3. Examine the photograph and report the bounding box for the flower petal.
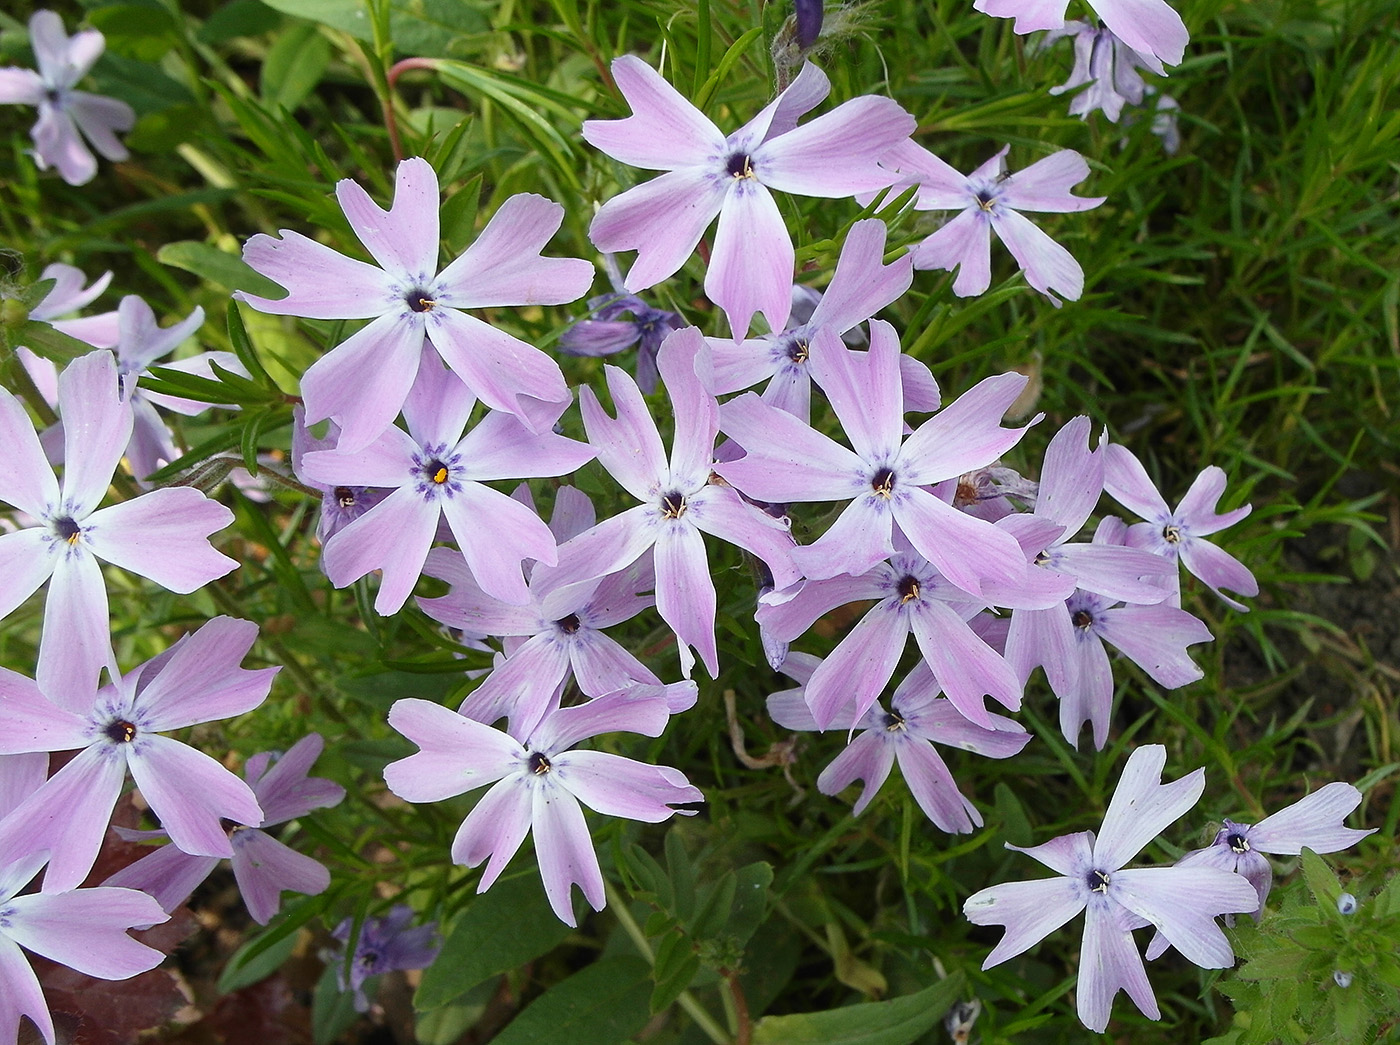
[715,392,863,501]
[336,157,440,280]
[532,786,604,926]
[807,322,903,463]
[909,209,992,297]
[654,522,718,677]
[83,488,237,593]
[300,311,425,453]
[135,617,277,732]
[590,168,727,292]
[555,750,700,821]
[0,529,56,625]
[998,150,1104,213]
[963,875,1086,968]
[129,734,262,857]
[990,207,1086,304]
[442,482,559,606]
[817,731,895,814]
[581,56,725,170]
[1248,782,1376,855]
[1093,745,1203,870]
[707,180,793,338]
[231,829,332,924]
[321,485,439,615]
[0,388,59,517]
[805,601,907,730]
[1112,866,1258,967]
[437,193,594,307]
[1077,901,1158,1032]
[58,350,131,516]
[35,549,113,705]
[809,219,914,335]
[452,775,533,891]
[0,935,51,1045]
[426,308,569,431]
[4,886,166,978]
[385,698,520,802]
[1089,0,1188,65]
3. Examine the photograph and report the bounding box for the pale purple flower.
[544,327,800,678]
[559,291,686,394]
[330,904,441,1012]
[0,616,273,892]
[882,142,1105,305]
[290,406,389,545]
[583,57,914,338]
[0,350,238,699]
[963,745,1259,1032]
[1041,21,1161,121]
[238,157,593,450]
[300,357,595,613]
[384,686,702,926]
[707,218,935,423]
[973,0,1189,68]
[17,264,121,386]
[769,656,1031,831]
[716,319,1036,596]
[1167,782,1375,915]
[0,11,135,185]
[104,733,346,925]
[1102,442,1258,610]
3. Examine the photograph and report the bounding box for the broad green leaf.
[311,962,360,1045]
[259,0,491,58]
[488,956,652,1045]
[8,320,94,363]
[157,242,284,296]
[216,928,300,994]
[752,973,965,1045]
[415,873,572,1011]
[1300,848,1342,908]
[261,21,332,111]
[725,861,773,948]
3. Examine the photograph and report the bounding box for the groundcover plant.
[0,0,1396,1042]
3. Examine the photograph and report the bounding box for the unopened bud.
[0,298,28,328]
[1337,892,1358,915]
[1333,970,1353,988]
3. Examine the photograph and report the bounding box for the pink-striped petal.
[336,157,440,280]
[452,775,533,889]
[231,829,331,924]
[437,193,593,307]
[35,550,112,705]
[1076,901,1157,1032]
[238,232,391,319]
[532,785,604,926]
[427,308,569,430]
[555,750,699,821]
[58,351,130,516]
[83,488,236,593]
[964,875,1085,968]
[654,523,717,678]
[300,312,425,453]
[707,180,792,339]
[321,485,440,614]
[3,886,166,978]
[0,389,59,517]
[441,482,558,606]
[909,209,992,297]
[590,168,727,292]
[581,56,725,170]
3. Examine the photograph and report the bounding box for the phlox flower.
[583,57,915,338]
[385,686,703,926]
[716,319,1036,595]
[0,11,134,185]
[329,904,441,1012]
[963,745,1259,1032]
[290,406,389,545]
[882,142,1105,304]
[768,656,1031,831]
[0,616,274,892]
[300,356,595,613]
[17,264,121,386]
[973,0,1189,68]
[1102,441,1259,610]
[104,733,345,925]
[1041,21,1162,121]
[544,326,801,678]
[239,156,593,450]
[0,350,237,698]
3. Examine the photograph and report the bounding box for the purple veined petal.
[767,682,822,732]
[707,179,793,339]
[1062,622,1114,750]
[998,150,1105,213]
[532,785,604,927]
[807,219,913,335]
[755,571,887,643]
[65,91,134,160]
[875,140,969,210]
[539,507,658,596]
[4,885,167,980]
[16,349,60,408]
[112,295,204,376]
[554,750,700,821]
[251,735,345,825]
[0,389,60,517]
[1036,416,1102,532]
[687,484,799,589]
[714,392,864,501]
[751,60,830,143]
[453,412,595,483]
[547,486,597,545]
[808,323,903,463]
[1248,782,1375,855]
[817,731,895,814]
[300,425,421,489]
[892,486,1027,597]
[418,549,540,636]
[909,209,993,297]
[401,349,476,450]
[385,698,521,802]
[0,753,49,820]
[1052,543,1174,604]
[1007,828,1096,875]
[570,632,661,698]
[653,522,718,678]
[321,485,440,615]
[708,335,781,396]
[0,67,44,105]
[566,549,652,626]
[558,317,640,358]
[805,601,908,730]
[238,231,392,320]
[0,934,51,1045]
[972,0,1072,33]
[761,361,814,421]
[531,684,677,752]
[451,775,533,893]
[898,354,941,416]
[756,96,915,198]
[895,739,982,832]
[29,12,100,86]
[1006,604,1079,693]
[231,828,331,924]
[1175,466,1252,535]
[134,617,278,732]
[590,168,728,293]
[0,743,127,893]
[35,549,113,706]
[125,397,178,483]
[335,157,440,281]
[1177,537,1259,610]
[1076,901,1158,1032]
[581,56,726,170]
[989,207,1086,305]
[459,633,570,740]
[1095,603,1210,687]
[53,314,121,352]
[909,600,1022,727]
[82,487,237,593]
[1112,866,1258,967]
[1088,0,1188,65]
[57,351,131,516]
[900,696,1030,758]
[426,308,569,432]
[103,841,218,917]
[898,371,1034,485]
[300,313,425,453]
[657,328,719,486]
[1093,745,1203,870]
[442,482,559,606]
[32,104,97,186]
[963,875,1086,968]
[437,193,594,308]
[0,529,56,625]
[1101,442,1169,521]
[579,367,667,503]
[129,734,261,857]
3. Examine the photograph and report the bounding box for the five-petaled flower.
[973,0,1189,68]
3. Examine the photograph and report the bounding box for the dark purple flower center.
[661,491,688,519]
[785,337,810,364]
[405,290,436,313]
[422,459,451,485]
[105,719,138,743]
[1071,609,1094,629]
[871,467,896,498]
[726,152,755,179]
[1227,832,1251,853]
[556,613,581,635]
[974,188,997,211]
[335,486,357,508]
[896,575,920,603]
[1162,523,1182,544]
[882,709,906,732]
[1086,868,1111,893]
[53,516,82,544]
[528,751,553,775]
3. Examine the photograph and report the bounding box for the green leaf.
[311,962,361,1045]
[415,873,572,1011]
[650,930,700,1013]
[488,956,652,1045]
[8,320,94,363]
[261,21,332,111]
[665,827,696,922]
[752,972,965,1045]
[725,861,772,948]
[217,928,300,994]
[1300,848,1342,908]
[258,0,491,58]
[160,242,287,296]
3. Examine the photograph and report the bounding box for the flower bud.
[1337,892,1358,915]
[1333,970,1353,988]
[0,298,29,328]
